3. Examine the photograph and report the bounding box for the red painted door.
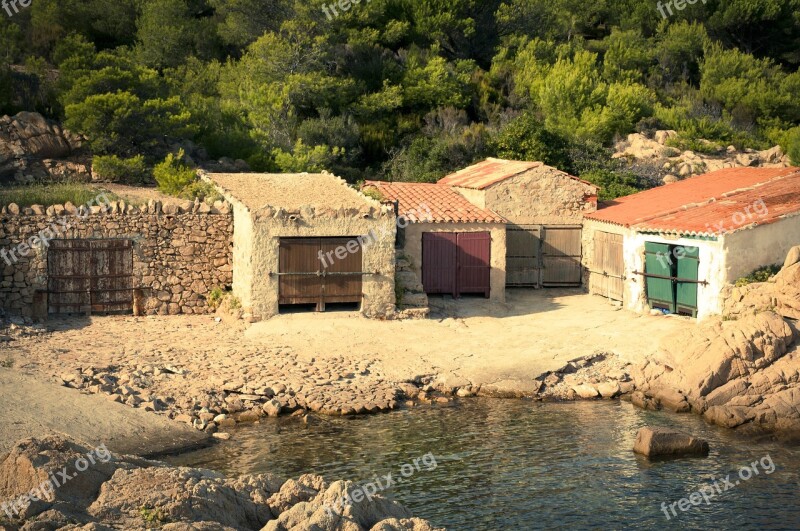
[422,232,491,298]
[422,233,457,295]
[457,232,491,297]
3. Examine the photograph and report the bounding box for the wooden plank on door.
[457,232,491,297]
[422,233,458,295]
[279,238,322,305]
[541,226,583,287]
[506,225,541,287]
[321,237,363,304]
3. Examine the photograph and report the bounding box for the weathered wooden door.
[422,232,491,297]
[643,242,701,317]
[421,233,458,295]
[589,231,624,301]
[48,239,133,314]
[456,232,491,297]
[278,238,363,311]
[506,225,541,287]
[541,226,583,287]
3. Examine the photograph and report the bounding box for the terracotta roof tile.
[586,167,800,236]
[362,181,506,224]
[438,157,594,190]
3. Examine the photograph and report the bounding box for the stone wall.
[0,200,232,318]
[479,167,597,225]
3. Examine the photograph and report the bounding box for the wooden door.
[506,225,541,287]
[541,226,583,286]
[589,231,624,301]
[48,239,133,314]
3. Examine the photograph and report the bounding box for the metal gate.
[506,225,541,287]
[541,226,583,287]
[278,238,363,311]
[422,232,491,298]
[48,239,134,314]
[589,231,624,300]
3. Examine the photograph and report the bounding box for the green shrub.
[207,286,225,310]
[734,264,782,287]
[154,149,197,196]
[92,155,151,184]
[0,183,117,208]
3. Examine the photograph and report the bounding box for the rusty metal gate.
[278,238,363,311]
[540,226,583,287]
[506,225,541,287]
[422,232,491,298]
[589,231,624,301]
[48,239,134,314]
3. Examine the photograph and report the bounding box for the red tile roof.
[438,157,594,190]
[586,167,800,236]
[362,181,506,224]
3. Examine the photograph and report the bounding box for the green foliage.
[92,155,151,184]
[139,505,169,526]
[735,264,782,287]
[0,183,118,208]
[580,170,641,201]
[154,149,197,196]
[207,286,225,310]
[5,0,800,186]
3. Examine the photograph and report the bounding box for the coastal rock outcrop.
[0,436,441,531]
[0,112,90,184]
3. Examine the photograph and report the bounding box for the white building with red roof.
[583,167,800,319]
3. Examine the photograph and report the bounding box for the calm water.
[167,400,800,530]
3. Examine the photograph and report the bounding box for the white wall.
[624,232,726,320]
[722,215,800,282]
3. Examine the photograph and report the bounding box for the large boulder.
[633,427,709,458]
[88,467,279,529]
[632,311,800,433]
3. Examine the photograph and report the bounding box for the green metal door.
[676,246,699,317]
[644,242,674,312]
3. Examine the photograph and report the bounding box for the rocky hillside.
[614,131,791,185]
[0,112,90,185]
[0,436,441,531]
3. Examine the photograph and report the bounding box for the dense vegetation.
[2,0,800,194]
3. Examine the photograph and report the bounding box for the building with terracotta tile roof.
[439,158,598,288]
[362,181,507,302]
[583,167,800,320]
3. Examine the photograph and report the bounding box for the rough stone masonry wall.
[0,201,232,318]
[483,167,598,225]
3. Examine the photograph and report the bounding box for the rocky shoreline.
[0,436,442,531]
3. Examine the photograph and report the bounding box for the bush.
[92,155,151,184]
[0,183,117,208]
[734,264,782,287]
[154,149,197,196]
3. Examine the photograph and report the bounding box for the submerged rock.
[633,427,709,458]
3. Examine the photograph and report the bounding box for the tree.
[136,0,199,69]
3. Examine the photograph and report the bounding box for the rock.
[262,398,283,417]
[571,384,599,399]
[237,410,261,423]
[784,246,800,269]
[662,174,679,184]
[597,382,621,399]
[654,130,677,145]
[370,518,446,531]
[633,427,709,458]
[652,388,690,413]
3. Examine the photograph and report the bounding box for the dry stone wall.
[0,199,232,318]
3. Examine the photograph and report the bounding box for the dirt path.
[0,370,209,456]
[0,290,691,443]
[247,289,689,393]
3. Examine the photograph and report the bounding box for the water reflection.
[167,400,800,530]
